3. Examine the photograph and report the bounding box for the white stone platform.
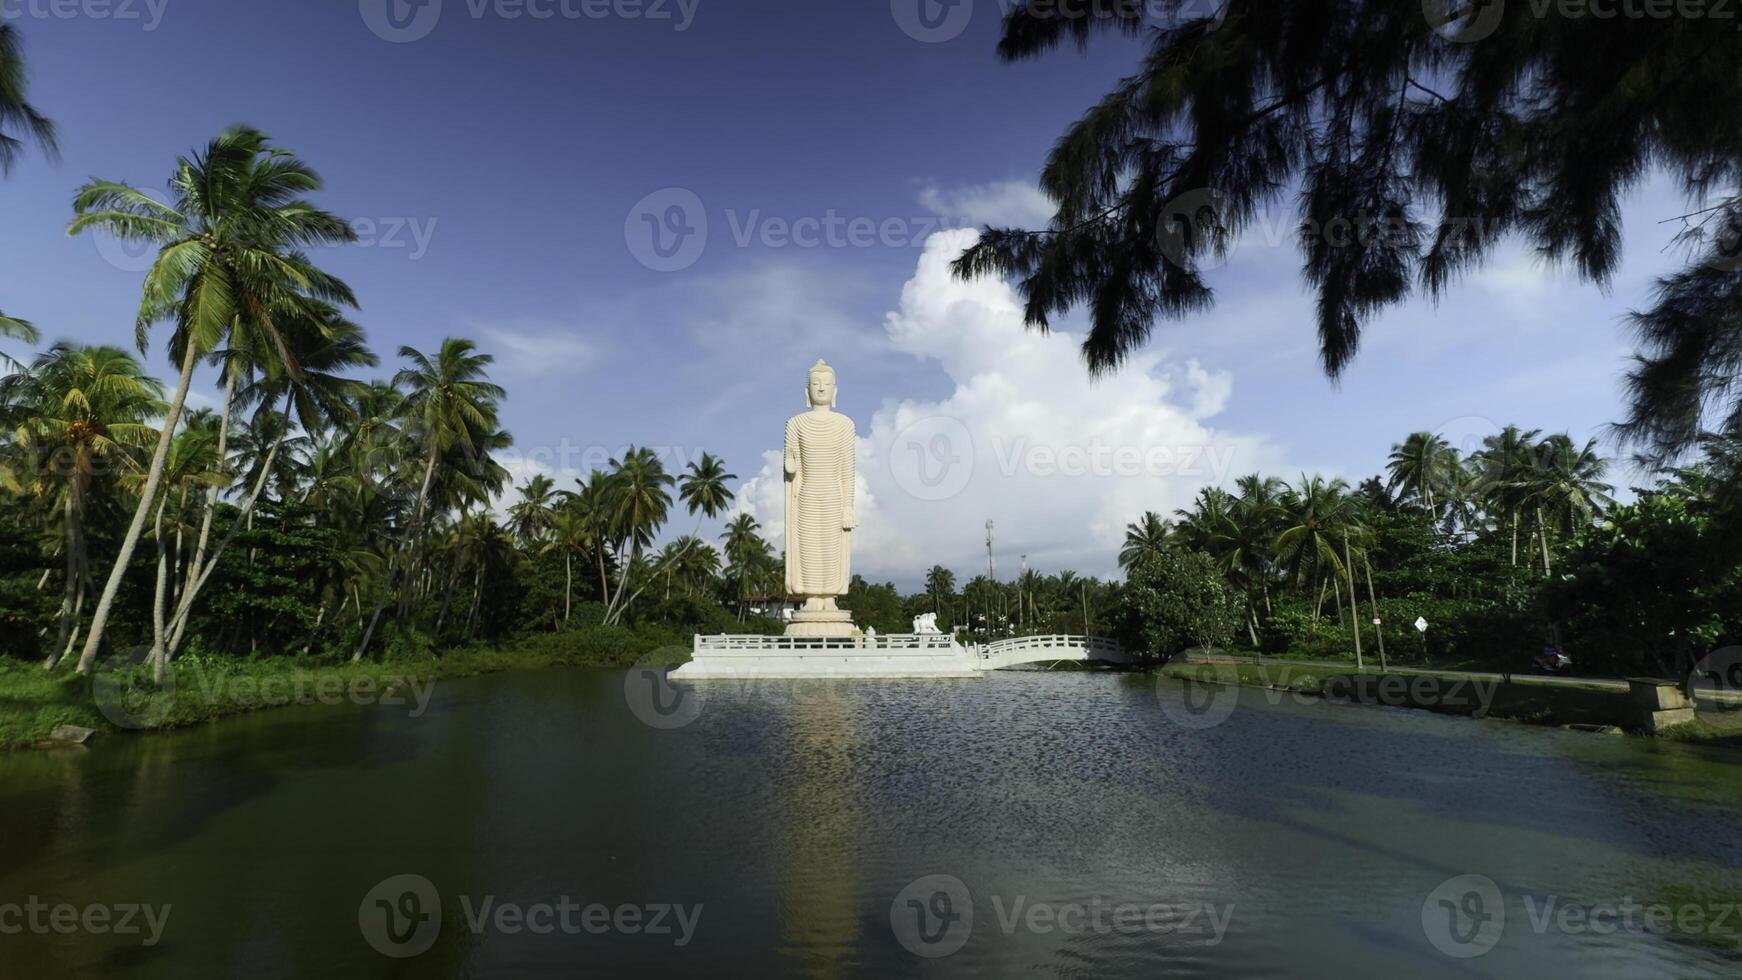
[668,633,1130,680]
[669,633,982,679]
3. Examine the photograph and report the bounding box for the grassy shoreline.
[0,639,693,752]
[1160,660,1742,748]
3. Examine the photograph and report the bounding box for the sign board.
[1414,617,1429,633]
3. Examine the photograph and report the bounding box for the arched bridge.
[975,635,1130,670]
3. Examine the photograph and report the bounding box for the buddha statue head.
[806,359,837,409]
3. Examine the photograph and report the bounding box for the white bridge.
[976,634,1130,670]
[671,633,1127,680]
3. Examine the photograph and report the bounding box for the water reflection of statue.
[784,360,857,637]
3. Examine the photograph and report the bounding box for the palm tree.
[678,453,736,519]
[1118,511,1171,570]
[140,422,226,672]
[600,446,674,624]
[0,25,55,175]
[1471,425,1543,565]
[1524,434,1615,575]
[924,565,955,615]
[161,306,375,664]
[721,513,767,620]
[1275,475,1363,622]
[66,126,358,674]
[7,344,164,667]
[0,312,38,370]
[1386,432,1460,519]
[569,470,615,607]
[354,338,504,660]
[508,474,558,547]
[655,534,719,599]
[544,507,606,624]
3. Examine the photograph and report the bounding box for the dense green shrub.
[1113,549,1243,661]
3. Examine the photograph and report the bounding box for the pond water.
[2,667,1740,977]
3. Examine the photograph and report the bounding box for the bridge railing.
[978,635,1125,662]
[694,633,961,655]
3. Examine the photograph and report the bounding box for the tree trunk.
[1343,532,1362,671]
[50,490,77,663]
[164,402,289,658]
[180,369,237,614]
[150,496,171,680]
[1364,559,1386,670]
[564,551,573,625]
[1509,508,1519,566]
[354,449,439,662]
[75,340,201,674]
[1536,506,1552,576]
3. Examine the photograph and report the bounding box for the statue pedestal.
[784,597,855,638]
[785,610,855,638]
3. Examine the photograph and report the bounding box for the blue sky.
[0,0,1693,584]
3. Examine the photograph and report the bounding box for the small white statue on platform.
[913,612,941,635]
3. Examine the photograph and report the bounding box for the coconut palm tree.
[721,513,768,620]
[0,25,55,175]
[354,338,503,661]
[508,474,558,547]
[0,312,38,370]
[1275,475,1363,622]
[678,453,736,519]
[161,307,374,664]
[600,446,674,624]
[66,126,358,673]
[1524,434,1615,575]
[1118,511,1171,570]
[1385,432,1460,519]
[8,344,164,667]
[543,508,591,624]
[924,565,956,615]
[1470,425,1543,565]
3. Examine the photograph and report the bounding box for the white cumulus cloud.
[735,229,1290,584]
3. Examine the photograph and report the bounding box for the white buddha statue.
[784,359,857,637]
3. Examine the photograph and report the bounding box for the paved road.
[1178,652,1742,701]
